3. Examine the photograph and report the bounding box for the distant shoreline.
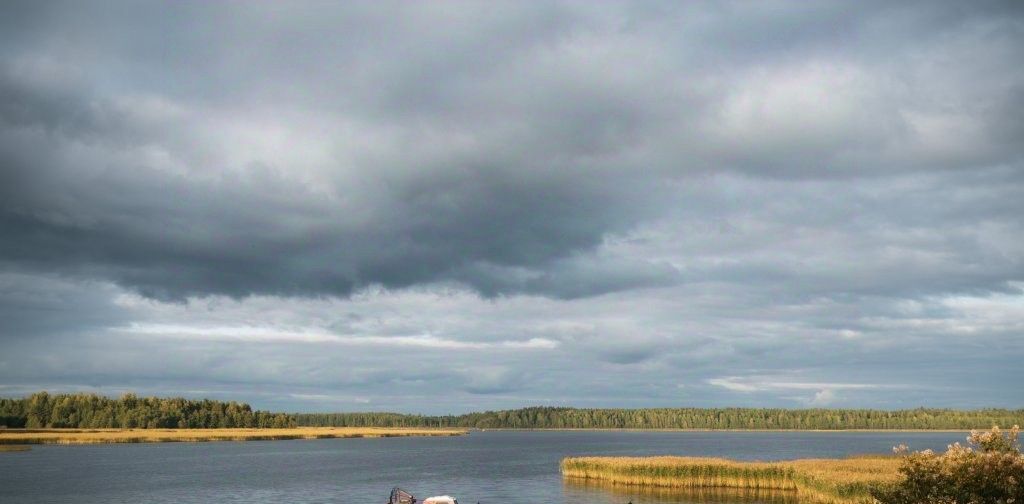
[0,427,467,446]
[0,427,974,446]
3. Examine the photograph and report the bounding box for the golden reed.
[564,475,803,504]
[560,455,901,504]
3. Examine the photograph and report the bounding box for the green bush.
[872,425,1024,504]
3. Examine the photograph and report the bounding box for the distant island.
[2,392,1021,431]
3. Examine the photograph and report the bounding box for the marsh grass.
[561,455,901,504]
[0,427,466,445]
[0,444,31,452]
[564,475,803,503]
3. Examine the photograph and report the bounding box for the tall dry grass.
[0,427,466,445]
[561,455,901,504]
[564,475,803,504]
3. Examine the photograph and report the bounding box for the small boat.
[388,488,416,504]
[387,487,459,504]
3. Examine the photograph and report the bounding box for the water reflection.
[562,477,801,504]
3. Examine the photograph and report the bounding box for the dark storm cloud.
[0,273,128,339]
[0,1,661,299]
[1,1,1021,300]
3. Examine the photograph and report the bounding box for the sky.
[0,1,1022,414]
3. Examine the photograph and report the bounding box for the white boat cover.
[423,497,457,504]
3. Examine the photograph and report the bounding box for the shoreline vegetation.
[561,455,901,504]
[561,426,1024,504]
[564,478,805,504]
[0,427,466,446]
[471,427,980,432]
[4,392,1021,431]
[297,407,1024,430]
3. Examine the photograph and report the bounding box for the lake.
[0,430,966,503]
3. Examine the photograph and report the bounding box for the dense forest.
[294,406,1024,430]
[0,392,294,428]
[2,393,1021,430]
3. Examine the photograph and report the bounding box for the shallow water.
[0,430,964,503]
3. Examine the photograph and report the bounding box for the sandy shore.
[0,427,467,445]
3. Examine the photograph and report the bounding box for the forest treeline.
[0,392,295,428]
[2,393,1021,430]
[294,406,1024,430]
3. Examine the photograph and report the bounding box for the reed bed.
[564,475,803,504]
[786,456,901,502]
[561,455,901,504]
[0,427,466,445]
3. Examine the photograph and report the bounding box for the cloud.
[809,389,837,407]
[2,272,1022,412]
[289,393,371,405]
[0,2,1022,412]
[460,366,528,395]
[2,2,1022,301]
[121,323,559,350]
[706,377,884,393]
[706,378,762,393]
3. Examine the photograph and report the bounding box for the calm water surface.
[0,430,965,504]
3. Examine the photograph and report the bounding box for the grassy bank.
[560,456,901,504]
[0,427,466,445]
[0,444,31,452]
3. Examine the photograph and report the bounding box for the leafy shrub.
[872,425,1024,504]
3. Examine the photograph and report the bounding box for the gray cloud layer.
[1,1,1022,411]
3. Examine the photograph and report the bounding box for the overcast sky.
[1,1,1022,413]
